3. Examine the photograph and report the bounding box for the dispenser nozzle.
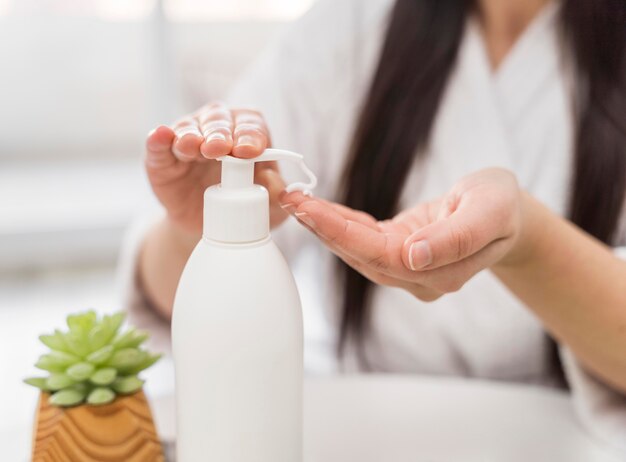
[217,149,317,194]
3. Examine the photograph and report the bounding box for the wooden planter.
[32,390,164,461]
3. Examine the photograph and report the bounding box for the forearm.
[493,193,626,392]
[137,218,200,319]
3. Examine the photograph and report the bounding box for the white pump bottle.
[172,149,317,462]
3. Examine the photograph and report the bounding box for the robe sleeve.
[560,246,626,454]
[115,209,173,354]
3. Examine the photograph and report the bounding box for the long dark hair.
[338,0,626,360]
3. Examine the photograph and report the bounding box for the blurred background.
[0,0,315,451]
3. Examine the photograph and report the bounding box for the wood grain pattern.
[32,391,164,462]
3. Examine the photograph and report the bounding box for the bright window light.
[93,0,155,21]
[0,0,315,21]
[0,0,155,19]
[165,0,315,21]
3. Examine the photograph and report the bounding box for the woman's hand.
[145,102,288,236]
[280,168,528,301]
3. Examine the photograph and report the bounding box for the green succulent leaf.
[71,382,90,394]
[111,327,135,348]
[87,387,115,405]
[50,388,86,407]
[27,310,160,406]
[90,367,117,386]
[24,377,50,390]
[35,351,79,372]
[50,350,80,365]
[103,312,125,336]
[107,348,145,373]
[63,331,91,358]
[66,362,95,381]
[39,330,70,352]
[111,375,144,395]
[127,353,162,375]
[113,328,149,350]
[87,325,108,352]
[67,310,97,334]
[46,373,76,391]
[86,345,114,365]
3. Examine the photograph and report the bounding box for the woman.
[127,0,626,450]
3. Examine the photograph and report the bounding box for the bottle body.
[172,236,303,462]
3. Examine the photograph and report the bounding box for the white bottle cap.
[203,149,317,243]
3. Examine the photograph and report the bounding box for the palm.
[281,168,522,301]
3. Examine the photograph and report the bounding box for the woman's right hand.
[145,102,288,237]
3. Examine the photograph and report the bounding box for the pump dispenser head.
[203,149,317,243]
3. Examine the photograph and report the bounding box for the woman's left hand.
[280,168,529,301]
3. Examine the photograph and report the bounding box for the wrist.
[495,191,547,269]
[163,217,202,255]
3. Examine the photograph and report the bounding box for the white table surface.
[6,376,623,461]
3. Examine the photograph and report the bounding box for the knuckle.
[450,223,474,261]
[234,123,265,136]
[175,125,201,137]
[204,101,228,110]
[366,233,390,270]
[198,108,232,124]
[326,232,342,247]
[174,117,196,129]
[196,101,228,113]
[327,219,350,248]
[366,254,389,271]
[234,108,263,122]
[201,120,232,136]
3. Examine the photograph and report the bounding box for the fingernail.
[408,240,432,270]
[236,134,262,149]
[294,212,316,229]
[280,202,296,214]
[206,132,227,143]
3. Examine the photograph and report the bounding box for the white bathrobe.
[118,0,626,453]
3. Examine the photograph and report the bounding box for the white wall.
[0,16,281,161]
[0,13,285,269]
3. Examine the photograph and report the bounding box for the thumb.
[401,206,503,271]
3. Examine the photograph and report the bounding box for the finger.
[231,109,269,159]
[334,247,408,288]
[279,190,314,213]
[436,194,457,221]
[323,200,380,231]
[280,191,379,231]
[417,238,510,294]
[293,198,408,275]
[255,162,283,199]
[172,118,204,162]
[390,199,442,232]
[377,218,415,235]
[401,201,511,272]
[197,103,234,159]
[256,167,286,203]
[316,228,442,300]
[145,125,176,169]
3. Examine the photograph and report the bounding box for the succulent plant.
[24,310,161,407]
